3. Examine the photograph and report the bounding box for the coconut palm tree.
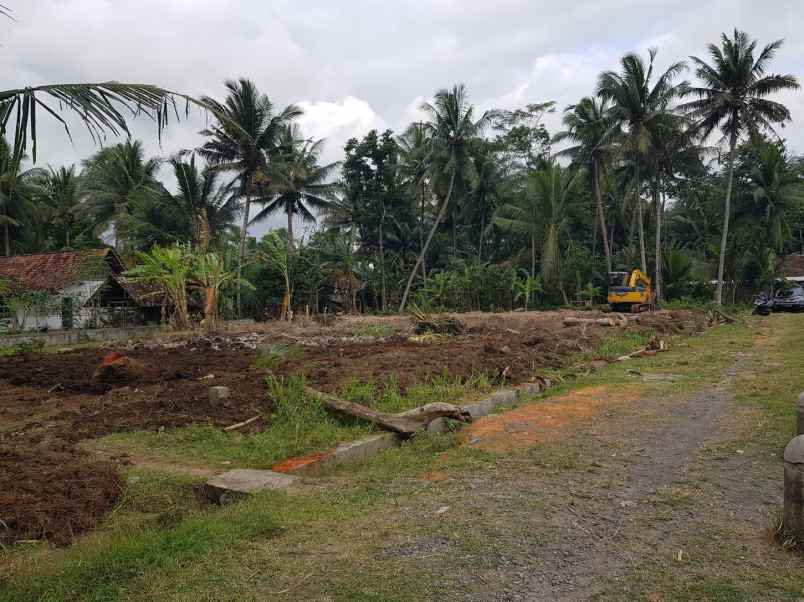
[467,140,506,261]
[250,125,339,256]
[749,142,804,254]
[398,122,432,281]
[169,155,238,251]
[41,165,83,248]
[399,84,490,311]
[493,163,580,286]
[597,49,688,273]
[198,78,302,314]
[81,140,163,249]
[555,96,617,273]
[681,30,800,304]
[0,138,45,256]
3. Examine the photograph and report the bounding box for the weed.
[355,323,397,338]
[0,339,45,357]
[251,342,301,372]
[0,493,282,602]
[593,329,653,359]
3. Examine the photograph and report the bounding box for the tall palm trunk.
[654,172,663,303]
[419,183,427,283]
[236,194,251,317]
[2,196,10,257]
[478,203,486,261]
[592,158,612,274]
[715,133,738,305]
[399,172,455,311]
[530,229,536,280]
[451,210,457,258]
[286,204,294,255]
[635,153,647,272]
[379,218,386,312]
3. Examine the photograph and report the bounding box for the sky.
[2,0,802,237]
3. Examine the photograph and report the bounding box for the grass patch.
[0,493,282,602]
[354,323,397,338]
[1,427,496,601]
[593,329,654,360]
[98,372,492,470]
[251,342,302,371]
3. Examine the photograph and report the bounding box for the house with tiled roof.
[0,248,164,330]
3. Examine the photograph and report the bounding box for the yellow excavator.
[607,269,656,313]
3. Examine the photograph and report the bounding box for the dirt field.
[0,309,697,546]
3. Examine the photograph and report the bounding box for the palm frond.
[0,83,198,165]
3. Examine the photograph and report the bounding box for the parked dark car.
[754,285,804,314]
[773,286,804,312]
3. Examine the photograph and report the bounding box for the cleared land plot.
[0,309,697,546]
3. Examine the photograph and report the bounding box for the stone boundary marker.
[202,380,549,503]
[784,435,804,539]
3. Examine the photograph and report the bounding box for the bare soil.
[0,309,696,546]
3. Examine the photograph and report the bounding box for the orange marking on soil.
[419,470,448,482]
[465,384,644,452]
[272,451,330,473]
[100,351,123,366]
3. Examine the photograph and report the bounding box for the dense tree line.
[1,29,801,318]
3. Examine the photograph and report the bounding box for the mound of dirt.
[92,352,158,391]
[0,445,122,546]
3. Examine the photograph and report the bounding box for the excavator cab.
[607,269,655,313]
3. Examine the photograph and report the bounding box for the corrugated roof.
[782,254,804,278]
[0,249,123,292]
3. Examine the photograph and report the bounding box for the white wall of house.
[12,280,107,331]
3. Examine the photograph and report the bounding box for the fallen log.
[305,388,472,436]
[304,387,421,435]
[396,402,472,425]
[564,317,616,327]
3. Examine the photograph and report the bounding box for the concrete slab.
[281,433,399,476]
[202,469,299,504]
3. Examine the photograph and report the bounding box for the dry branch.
[223,415,261,431]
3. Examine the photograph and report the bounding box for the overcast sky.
[2,0,802,236]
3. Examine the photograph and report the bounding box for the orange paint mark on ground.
[419,470,448,482]
[465,384,644,452]
[272,451,330,473]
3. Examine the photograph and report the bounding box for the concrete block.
[517,382,542,398]
[283,433,399,476]
[489,390,517,405]
[209,386,230,405]
[463,398,493,419]
[202,469,299,504]
[463,389,518,419]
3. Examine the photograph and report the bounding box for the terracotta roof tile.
[0,249,122,292]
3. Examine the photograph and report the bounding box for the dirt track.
[0,309,696,546]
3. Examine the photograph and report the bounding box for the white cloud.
[0,0,801,192]
[296,97,387,163]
